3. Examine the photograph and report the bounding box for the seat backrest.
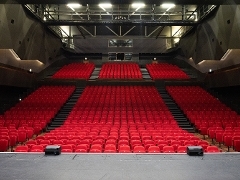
[15,145,29,152]
[118,145,131,153]
[133,146,145,153]
[177,146,187,153]
[0,139,9,151]
[148,146,160,153]
[206,146,220,153]
[162,146,175,153]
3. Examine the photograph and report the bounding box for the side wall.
[179,4,240,87]
[179,5,240,63]
[74,37,167,54]
[0,4,63,87]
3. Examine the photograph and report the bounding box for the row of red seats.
[146,63,190,80]
[98,63,142,79]
[66,86,173,125]
[166,86,240,126]
[14,124,220,153]
[205,127,240,151]
[166,86,240,151]
[52,63,95,79]
[0,86,75,151]
[0,127,36,151]
[14,143,220,153]
[10,85,223,153]
[13,125,221,153]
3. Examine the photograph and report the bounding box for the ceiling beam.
[106,26,119,37]
[122,26,135,37]
[44,20,198,26]
[76,26,86,39]
[156,26,165,39]
[64,36,181,39]
[79,26,95,37]
[10,0,230,5]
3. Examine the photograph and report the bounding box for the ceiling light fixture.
[99,3,112,8]
[161,3,175,8]
[99,3,112,15]
[132,3,145,8]
[131,3,145,15]
[67,3,81,11]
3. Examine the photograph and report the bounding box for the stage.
[0,153,240,180]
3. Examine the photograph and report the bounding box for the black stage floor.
[1,153,240,180]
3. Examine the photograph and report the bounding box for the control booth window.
[108,52,132,60]
[108,39,133,47]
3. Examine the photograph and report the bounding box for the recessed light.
[161,3,175,8]
[99,3,112,8]
[67,3,81,8]
[132,3,145,8]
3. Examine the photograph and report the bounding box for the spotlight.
[28,69,33,74]
[208,69,214,74]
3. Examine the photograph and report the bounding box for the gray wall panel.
[0,4,62,87]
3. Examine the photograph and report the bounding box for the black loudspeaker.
[45,145,61,155]
[187,146,204,156]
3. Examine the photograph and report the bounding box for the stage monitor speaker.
[45,145,61,155]
[187,146,204,156]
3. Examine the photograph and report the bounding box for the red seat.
[104,145,117,153]
[26,140,37,148]
[215,132,224,146]
[9,134,18,150]
[61,148,73,153]
[223,135,233,151]
[233,136,240,150]
[206,146,221,153]
[0,139,8,152]
[18,131,27,143]
[15,145,29,152]
[177,146,187,153]
[162,146,175,153]
[148,146,160,153]
[89,148,102,153]
[133,146,146,153]
[234,140,240,152]
[118,145,131,153]
[75,148,88,153]
[30,145,44,152]
[197,141,209,151]
[75,144,89,151]
[52,140,64,146]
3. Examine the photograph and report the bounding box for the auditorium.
[0,0,240,179]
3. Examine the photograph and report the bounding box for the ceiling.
[18,0,229,49]
[12,0,229,5]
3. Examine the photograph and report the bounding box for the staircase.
[140,68,151,80]
[156,85,195,133]
[89,67,101,80]
[47,86,85,131]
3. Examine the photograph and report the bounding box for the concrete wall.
[74,36,167,54]
[0,4,63,87]
[178,4,240,87]
[179,5,240,64]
